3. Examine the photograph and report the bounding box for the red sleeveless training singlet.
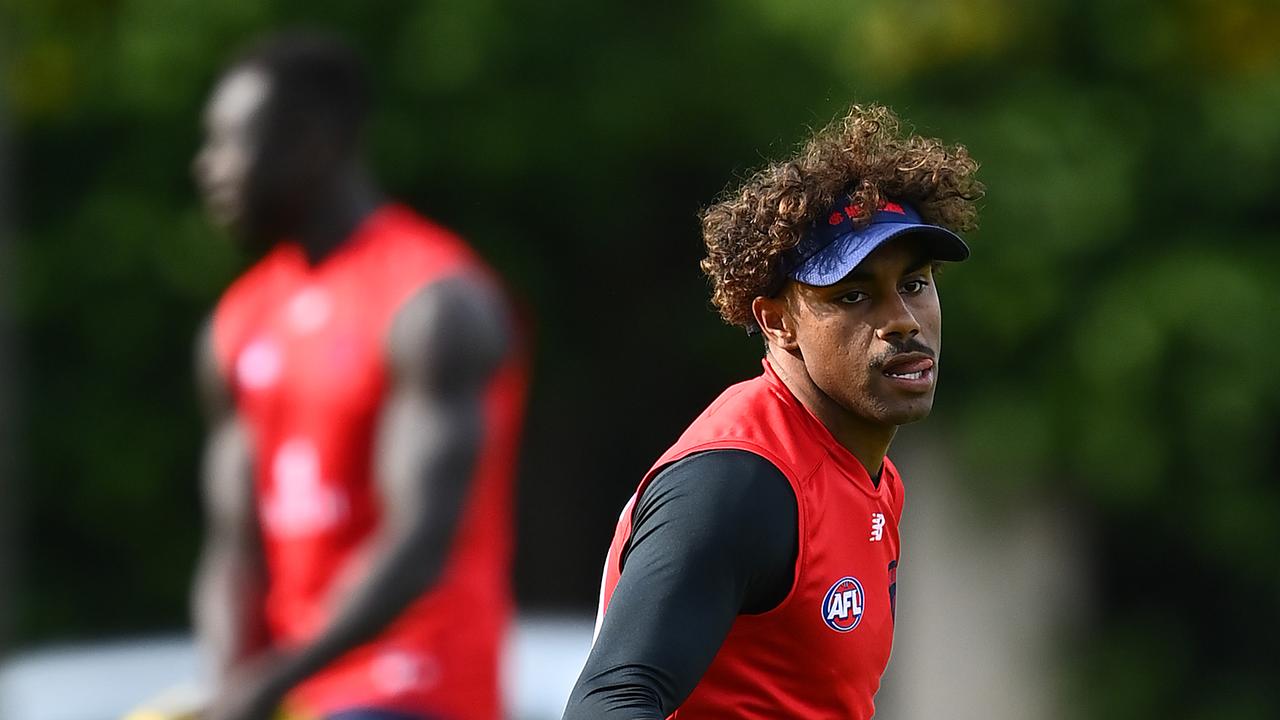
[213,205,526,720]
[597,360,903,719]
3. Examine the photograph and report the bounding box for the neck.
[295,164,382,265]
[766,347,896,476]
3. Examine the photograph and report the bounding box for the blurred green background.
[3,0,1280,718]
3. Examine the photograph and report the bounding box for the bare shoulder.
[386,271,513,386]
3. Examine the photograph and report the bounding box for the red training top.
[212,204,526,720]
[597,359,903,719]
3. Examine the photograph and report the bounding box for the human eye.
[839,290,868,305]
[901,278,930,295]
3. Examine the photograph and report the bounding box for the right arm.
[191,318,267,682]
[561,450,798,719]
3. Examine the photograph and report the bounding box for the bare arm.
[192,318,268,682]
[262,272,512,693]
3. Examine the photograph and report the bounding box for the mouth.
[878,352,935,392]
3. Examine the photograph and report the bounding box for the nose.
[874,294,920,343]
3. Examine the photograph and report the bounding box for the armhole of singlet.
[746,455,816,619]
[625,439,811,618]
[210,251,282,387]
[376,260,494,360]
[209,299,239,389]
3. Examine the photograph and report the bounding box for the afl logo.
[822,576,866,632]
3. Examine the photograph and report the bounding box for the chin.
[877,396,936,426]
[887,405,933,426]
[842,394,935,429]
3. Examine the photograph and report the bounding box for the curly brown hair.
[700,103,985,330]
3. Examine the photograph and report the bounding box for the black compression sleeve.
[561,450,798,720]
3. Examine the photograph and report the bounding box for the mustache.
[869,339,936,369]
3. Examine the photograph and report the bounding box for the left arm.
[242,273,511,711]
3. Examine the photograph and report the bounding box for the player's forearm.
[267,516,454,690]
[561,668,669,720]
[268,386,483,688]
[193,543,267,680]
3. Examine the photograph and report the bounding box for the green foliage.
[6,0,1279,715]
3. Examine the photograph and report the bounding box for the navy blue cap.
[785,196,969,286]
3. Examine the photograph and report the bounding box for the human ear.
[752,295,798,351]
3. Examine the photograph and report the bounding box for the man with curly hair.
[563,105,983,719]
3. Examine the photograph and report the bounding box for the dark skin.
[559,234,948,718]
[191,63,512,720]
[192,65,380,261]
[753,234,943,474]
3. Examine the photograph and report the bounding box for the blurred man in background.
[563,105,983,719]
[191,33,526,720]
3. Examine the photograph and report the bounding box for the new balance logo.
[870,512,886,542]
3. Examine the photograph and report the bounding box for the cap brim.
[788,223,969,287]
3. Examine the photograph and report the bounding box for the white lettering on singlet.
[261,437,349,537]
